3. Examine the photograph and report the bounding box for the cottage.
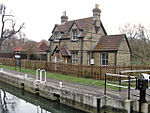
[47,4,131,66]
[14,40,49,60]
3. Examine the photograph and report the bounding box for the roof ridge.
[57,17,92,26]
[71,17,92,22]
[94,34,126,51]
[102,34,125,37]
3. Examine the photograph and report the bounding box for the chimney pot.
[61,11,68,24]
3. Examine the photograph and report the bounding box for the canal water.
[0,81,127,113]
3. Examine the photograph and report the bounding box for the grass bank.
[0,65,128,89]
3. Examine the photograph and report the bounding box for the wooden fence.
[0,58,150,80]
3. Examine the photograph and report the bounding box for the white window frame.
[87,52,90,65]
[72,29,78,41]
[72,53,78,64]
[101,53,108,66]
[54,32,59,41]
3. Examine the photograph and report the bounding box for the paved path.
[2,68,150,102]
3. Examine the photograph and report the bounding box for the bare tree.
[2,32,27,53]
[23,40,37,60]
[0,4,24,52]
[120,23,149,40]
[120,23,150,64]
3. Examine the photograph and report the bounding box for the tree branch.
[3,23,24,39]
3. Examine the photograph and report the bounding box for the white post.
[36,69,41,81]
[25,74,27,79]
[59,82,62,88]
[40,70,46,83]
[0,68,3,72]
[44,71,46,82]
[40,70,42,82]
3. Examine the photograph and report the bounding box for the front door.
[55,55,59,63]
[55,55,59,71]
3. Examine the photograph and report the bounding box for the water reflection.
[0,81,129,113]
[0,82,85,113]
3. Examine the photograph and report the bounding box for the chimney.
[92,4,101,27]
[61,11,68,24]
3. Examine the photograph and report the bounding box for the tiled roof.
[14,40,49,52]
[52,45,71,57]
[51,17,96,40]
[60,32,70,39]
[57,21,73,32]
[61,17,93,39]
[36,40,49,52]
[94,34,125,51]
[74,17,93,30]
[14,45,24,52]
[49,16,107,41]
[58,45,71,57]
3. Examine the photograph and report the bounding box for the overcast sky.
[1,0,150,41]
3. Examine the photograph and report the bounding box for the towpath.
[1,68,150,102]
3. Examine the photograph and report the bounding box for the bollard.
[25,74,27,79]
[36,69,41,81]
[40,70,46,83]
[44,71,46,82]
[0,68,3,72]
[59,82,62,88]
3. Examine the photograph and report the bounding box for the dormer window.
[72,29,78,41]
[54,32,59,42]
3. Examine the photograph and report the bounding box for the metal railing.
[104,73,137,100]
[36,69,46,83]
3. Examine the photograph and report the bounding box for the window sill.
[53,40,59,43]
[71,40,78,42]
[101,65,108,66]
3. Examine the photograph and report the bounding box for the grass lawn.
[0,65,130,89]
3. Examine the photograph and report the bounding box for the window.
[54,32,59,41]
[72,53,78,64]
[55,55,59,63]
[72,29,78,41]
[101,53,108,66]
[87,52,90,65]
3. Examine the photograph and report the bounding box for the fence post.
[104,73,106,95]
[115,65,117,74]
[128,76,130,100]
[100,66,102,80]
[48,61,51,72]
[34,62,36,70]
[45,61,47,71]
[119,72,121,91]
[78,64,79,77]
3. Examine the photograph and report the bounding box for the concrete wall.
[0,72,100,113]
[0,71,149,113]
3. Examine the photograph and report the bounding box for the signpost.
[15,54,21,72]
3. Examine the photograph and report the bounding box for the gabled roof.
[14,44,24,52]
[36,40,49,52]
[50,17,107,40]
[52,21,73,33]
[94,34,130,52]
[14,40,49,52]
[52,45,71,57]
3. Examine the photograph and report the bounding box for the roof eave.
[93,50,118,52]
[100,21,107,35]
